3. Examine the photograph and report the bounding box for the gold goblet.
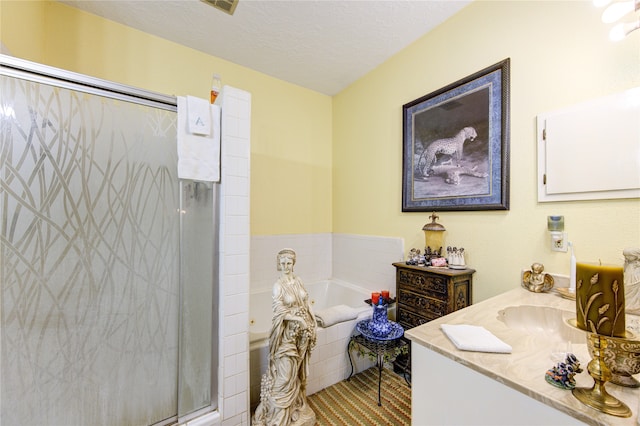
[572,333,632,417]
[586,332,640,388]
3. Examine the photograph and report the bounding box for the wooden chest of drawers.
[393,262,475,330]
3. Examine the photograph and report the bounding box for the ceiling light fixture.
[602,0,638,23]
[595,0,640,40]
[609,18,640,40]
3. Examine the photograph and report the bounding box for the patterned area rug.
[307,367,411,425]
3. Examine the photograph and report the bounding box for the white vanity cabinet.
[405,288,640,426]
[411,343,583,425]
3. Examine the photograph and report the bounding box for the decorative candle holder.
[586,332,640,388]
[572,333,632,418]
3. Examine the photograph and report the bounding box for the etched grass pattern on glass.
[1,75,179,425]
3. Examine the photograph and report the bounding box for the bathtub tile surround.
[251,233,404,293]
[332,233,405,292]
[308,320,368,392]
[251,233,332,292]
[249,233,404,409]
[217,86,251,426]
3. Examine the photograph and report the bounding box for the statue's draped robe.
[253,276,316,426]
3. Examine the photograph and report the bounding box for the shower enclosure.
[0,55,218,425]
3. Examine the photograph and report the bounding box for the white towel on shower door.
[177,96,220,182]
[186,95,212,136]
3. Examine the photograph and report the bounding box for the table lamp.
[422,213,446,260]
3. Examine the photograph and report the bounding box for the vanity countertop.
[404,287,640,426]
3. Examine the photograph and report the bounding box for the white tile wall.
[250,233,332,293]
[250,233,403,293]
[306,317,373,396]
[332,233,405,293]
[218,86,251,426]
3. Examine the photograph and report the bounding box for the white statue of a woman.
[624,247,640,315]
[252,249,317,426]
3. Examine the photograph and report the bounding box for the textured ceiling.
[60,0,471,95]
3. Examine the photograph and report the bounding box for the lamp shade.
[422,213,446,255]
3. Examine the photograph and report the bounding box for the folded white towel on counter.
[440,324,512,354]
[315,304,359,328]
[177,96,220,182]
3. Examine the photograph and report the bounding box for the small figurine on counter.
[522,263,554,293]
[447,246,466,267]
[545,353,583,390]
[431,257,447,267]
[406,248,423,265]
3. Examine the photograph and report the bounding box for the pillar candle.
[381,290,390,301]
[575,262,626,337]
[371,292,380,305]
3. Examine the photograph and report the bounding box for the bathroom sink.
[497,305,587,343]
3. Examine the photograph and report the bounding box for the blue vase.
[370,303,391,337]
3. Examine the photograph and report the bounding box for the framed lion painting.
[402,59,510,212]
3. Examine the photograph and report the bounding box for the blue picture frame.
[402,59,510,211]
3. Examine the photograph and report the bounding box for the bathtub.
[249,279,396,409]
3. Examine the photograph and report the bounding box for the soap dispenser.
[210,73,221,104]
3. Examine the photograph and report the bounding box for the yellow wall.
[0,0,333,236]
[0,0,46,60]
[2,1,639,302]
[333,0,640,301]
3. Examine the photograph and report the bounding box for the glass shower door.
[1,69,183,425]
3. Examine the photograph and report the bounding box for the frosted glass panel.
[178,181,217,417]
[1,74,179,425]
